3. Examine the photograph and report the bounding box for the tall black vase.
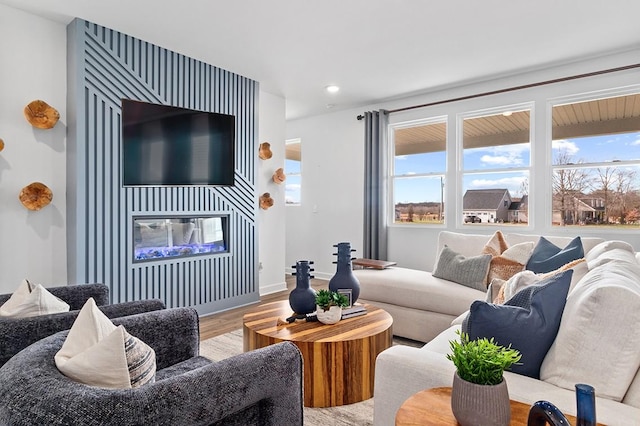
[328,242,361,303]
[289,260,317,314]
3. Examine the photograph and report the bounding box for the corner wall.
[0,5,67,293]
[67,19,259,314]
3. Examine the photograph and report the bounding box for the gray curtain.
[363,110,389,260]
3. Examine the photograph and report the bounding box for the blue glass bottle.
[575,384,596,426]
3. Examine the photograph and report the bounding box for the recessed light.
[325,85,340,94]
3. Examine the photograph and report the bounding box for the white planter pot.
[316,305,342,324]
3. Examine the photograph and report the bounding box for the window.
[390,118,446,225]
[551,92,640,227]
[461,106,531,225]
[285,138,302,205]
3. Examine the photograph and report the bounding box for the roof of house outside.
[463,189,510,210]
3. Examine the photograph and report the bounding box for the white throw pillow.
[0,279,69,318]
[540,261,640,401]
[55,298,156,389]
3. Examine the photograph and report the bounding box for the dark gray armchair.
[0,307,304,426]
[0,283,165,367]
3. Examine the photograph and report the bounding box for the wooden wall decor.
[24,100,60,129]
[272,167,286,184]
[258,142,272,160]
[0,138,4,152]
[19,182,53,211]
[259,192,274,210]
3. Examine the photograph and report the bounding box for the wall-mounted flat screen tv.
[122,99,235,186]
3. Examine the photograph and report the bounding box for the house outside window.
[285,138,302,205]
[461,105,531,225]
[551,91,640,227]
[390,118,446,225]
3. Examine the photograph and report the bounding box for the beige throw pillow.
[482,231,534,285]
[55,298,156,389]
[0,279,70,318]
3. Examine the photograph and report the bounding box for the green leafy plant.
[446,330,521,386]
[315,289,349,311]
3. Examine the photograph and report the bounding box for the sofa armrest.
[0,299,165,367]
[374,345,455,426]
[111,307,199,370]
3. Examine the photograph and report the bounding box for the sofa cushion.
[482,231,534,284]
[55,298,156,389]
[540,260,640,402]
[435,231,498,270]
[433,246,491,291]
[506,234,604,256]
[462,270,572,379]
[0,279,70,318]
[355,267,485,317]
[526,236,584,274]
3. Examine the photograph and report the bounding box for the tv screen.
[121,99,235,186]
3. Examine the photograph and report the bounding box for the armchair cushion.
[55,298,156,389]
[0,280,69,318]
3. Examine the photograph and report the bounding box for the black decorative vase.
[289,260,317,314]
[328,242,360,303]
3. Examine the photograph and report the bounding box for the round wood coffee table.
[243,300,393,408]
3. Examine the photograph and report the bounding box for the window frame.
[457,102,534,228]
[285,137,302,206]
[547,86,640,228]
[388,116,448,227]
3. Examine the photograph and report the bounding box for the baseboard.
[259,281,287,296]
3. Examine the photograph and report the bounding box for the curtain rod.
[356,63,640,120]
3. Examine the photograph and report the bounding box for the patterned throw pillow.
[55,298,156,389]
[462,270,573,379]
[481,231,534,284]
[0,279,70,318]
[433,246,492,291]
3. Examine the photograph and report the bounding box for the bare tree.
[552,150,591,226]
[611,168,637,223]
[594,167,618,223]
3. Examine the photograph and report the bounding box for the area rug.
[199,330,421,425]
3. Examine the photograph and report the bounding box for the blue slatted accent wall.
[66,19,259,314]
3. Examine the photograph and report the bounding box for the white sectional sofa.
[355,231,604,343]
[357,231,640,426]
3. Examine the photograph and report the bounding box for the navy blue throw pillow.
[526,237,584,274]
[461,269,572,379]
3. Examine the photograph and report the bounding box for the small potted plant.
[446,330,521,426]
[315,289,349,324]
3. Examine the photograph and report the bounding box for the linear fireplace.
[133,215,229,263]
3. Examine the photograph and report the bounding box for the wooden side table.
[243,300,393,408]
[395,387,589,426]
[352,258,397,269]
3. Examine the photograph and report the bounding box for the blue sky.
[393,131,640,204]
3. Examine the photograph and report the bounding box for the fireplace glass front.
[133,215,228,262]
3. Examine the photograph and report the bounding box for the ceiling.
[2,0,640,120]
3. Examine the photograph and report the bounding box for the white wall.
[287,48,640,275]
[0,4,67,293]
[286,111,364,279]
[258,90,287,294]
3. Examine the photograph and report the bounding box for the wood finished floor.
[199,275,325,340]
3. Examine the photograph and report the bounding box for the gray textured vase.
[328,242,360,303]
[451,372,511,426]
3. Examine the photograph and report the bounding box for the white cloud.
[285,184,301,191]
[396,155,407,160]
[552,139,579,155]
[469,176,527,195]
[480,155,522,166]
